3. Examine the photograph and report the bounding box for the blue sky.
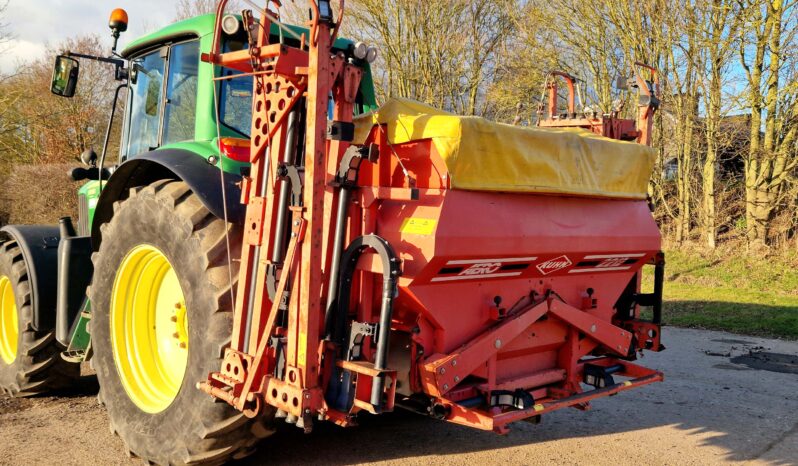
[1,0,176,73]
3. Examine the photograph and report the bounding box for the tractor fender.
[91,149,245,247]
[0,225,61,331]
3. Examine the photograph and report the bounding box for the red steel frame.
[200,0,358,425]
[199,0,666,435]
[538,63,660,145]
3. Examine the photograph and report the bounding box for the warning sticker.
[400,218,438,235]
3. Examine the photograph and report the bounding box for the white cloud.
[0,39,46,73]
[1,0,174,73]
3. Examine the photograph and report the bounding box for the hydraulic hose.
[271,109,301,264]
[331,235,400,410]
[323,187,351,332]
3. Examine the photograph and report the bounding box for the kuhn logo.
[459,262,503,276]
[536,255,572,275]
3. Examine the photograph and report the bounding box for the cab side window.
[162,41,200,145]
[126,50,165,157]
[123,40,200,158]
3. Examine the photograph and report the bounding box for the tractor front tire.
[0,240,80,396]
[89,180,273,465]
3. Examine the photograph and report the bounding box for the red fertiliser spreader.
[200,0,665,437]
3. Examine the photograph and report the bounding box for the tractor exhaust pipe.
[55,218,92,346]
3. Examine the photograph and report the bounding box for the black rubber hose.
[323,188,351,336]
[330,235,400,410]
[371,274,397,406]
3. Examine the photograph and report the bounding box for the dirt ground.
[1,327,796,466]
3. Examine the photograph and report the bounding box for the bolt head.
[443,384,449,391]
[495,339,502,349]
[454,376,460,383]
[451,360,457,367]
[439,367,445,375]
[590,324,597,333]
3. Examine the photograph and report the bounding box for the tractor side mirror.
[51,55,80,98]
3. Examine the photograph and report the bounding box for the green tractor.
[0,8,377,464]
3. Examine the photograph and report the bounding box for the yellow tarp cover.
[353,98,655,199]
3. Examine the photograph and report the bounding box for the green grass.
[641,247,798,340]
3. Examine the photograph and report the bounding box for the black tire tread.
[0,241,80,396]
[90,180,273,465]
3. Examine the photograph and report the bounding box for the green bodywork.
[69,14,378,356]
[78,180,101,229]
[79,13,378,249]
[123,14,377,172]
[63,300,92,362]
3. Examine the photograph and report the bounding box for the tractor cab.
[24,7,381,373]
[50,10,379,235]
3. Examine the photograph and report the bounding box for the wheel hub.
[0,275,18,364]
[110,245,189,413]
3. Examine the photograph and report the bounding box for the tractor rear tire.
[89,180,273,465]
[0,240,80,396]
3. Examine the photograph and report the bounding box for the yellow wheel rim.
[110,245,189,413]
[0,275,18,364]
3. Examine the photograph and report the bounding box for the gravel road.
[1,327,796,466]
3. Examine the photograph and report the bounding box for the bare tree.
[0,0,11,57]
[0,35,121,167]
[346,0,513,115]
[174,0,242,21]
[738,0,798,248]
[694,0,741,249]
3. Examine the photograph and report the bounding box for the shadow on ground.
[241,329,798,466]
[238,397,795,466]
[659,300,798,340]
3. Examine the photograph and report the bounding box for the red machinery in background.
[538,63,660,146]
[200,0,665,435]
